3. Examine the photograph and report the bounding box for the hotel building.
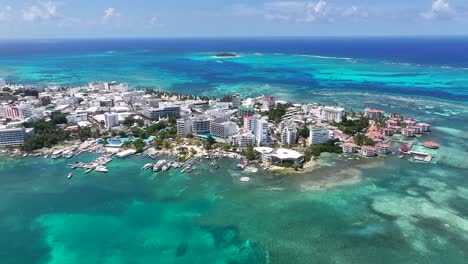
[308,127,329,146]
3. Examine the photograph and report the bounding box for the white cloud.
[305,0,327,22]
[233,1,367,23]
[421,0,455,19]
[103,7,119,20]
[0,5,12,21]
[22,1,58,22]
[149,16,162,27]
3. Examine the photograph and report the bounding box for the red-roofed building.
[401,128,415,137]
[376,143,391,154]
[385,120,398,127]
[409,126,422,134]
[379,127,393,136]
[390,126,402,134]
[342,143,358,153]
[404,119,415,126]
[417,123,431,132]
[361,146,377,157]
[365,131,384,139]
[365,108,384,119]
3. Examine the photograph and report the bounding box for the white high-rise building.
[243,116,254,132]
[232,93,241,109]
[231,131,255,147]
[0,127,34,147]
[177,117,193,137]
[253,114,269,146]
[308,127,329,146]
[104,113,119,128]
[210,121,237,139]
[281,121,297,145]
[321,106,345,123]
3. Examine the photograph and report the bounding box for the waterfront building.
[253,114,269,146]
[254,147,304,164]
[232,93,241,109]
[417,123,431,132]
[192,116,211,134]
[142,105,181,120]
[404,119,415,126]
[210,121,237,139]
[237,105,255,118]
[409,126,422,134]
[390,126,401,134]
[280,121,297,145]
[321,106,345,123]
[231,131,254,147]
[361,146,377,157]
[104,113,119,128]
[0,127,34,147]
[376,143,391,154]
[176,117,193,137]
[365,108,384,119]
[342,143,358,153]
[308,127,329,146]
[401,128,415,137]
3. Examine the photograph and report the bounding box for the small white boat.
[142,163,153,170]
[67,172,73,179]
[95,165,108,173]
[44,155,49,159]
[240,177,251,182]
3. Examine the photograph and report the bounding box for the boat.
[210,161,219,169]
[67,172,73,179]
[44,155,49,159]
[236,163,245,170]
[63,150,74,159]
[162,164,171,172]
[181,165,192,173]
[153,160,167,172]
[240,177,251,182]
[85,168,93,173]
[51,150,63,159]
[95,165,108,173]
[142,163,153,170]
[399,154,405,158]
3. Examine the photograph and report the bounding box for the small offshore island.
[0,79,439,178]
[214,52,239,58]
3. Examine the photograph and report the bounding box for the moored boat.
[153,160,167,172]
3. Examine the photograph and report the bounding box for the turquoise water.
[1,39,468,102]
[1,93,467,264]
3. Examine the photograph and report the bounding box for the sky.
[0,0,467,38]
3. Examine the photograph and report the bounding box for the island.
[0,81,439,175]
[214,52,238,58]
